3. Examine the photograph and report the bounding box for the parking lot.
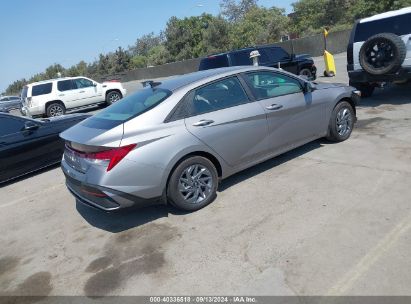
[1,53,411,296]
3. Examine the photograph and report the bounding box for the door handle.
[79,90,85,93]
[192,119,214,127]
[266,104,283,110]
[58,94,65,97]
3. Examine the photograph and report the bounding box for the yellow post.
[323,28,336,77]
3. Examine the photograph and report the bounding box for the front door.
[242,70,325,153]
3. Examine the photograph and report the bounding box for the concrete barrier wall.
[101,29,351,83]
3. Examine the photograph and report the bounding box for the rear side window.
[199,55,229,70]
[188,76,249,116]
[262,48,290,63]
[58,80,74,92]
[355,13,411,42]
[32,83,52,96]
[245,71,302,99]
[81,88,172,129]
[0,117,25,136]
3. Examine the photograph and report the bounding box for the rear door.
[184,76,269,167]
[57,79,81,109]
[242,70,325,153]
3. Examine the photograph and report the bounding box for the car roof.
[205,44,283,58]
[157,66,293,92]
[26,76,86,86]
[360,6,411,23]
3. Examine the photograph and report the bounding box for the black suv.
[199,45,317,80]
[347,8,411,97]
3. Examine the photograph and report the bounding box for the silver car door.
[184,76,269,167]
[242,71,325,152]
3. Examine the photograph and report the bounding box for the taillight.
[84,144,136,172]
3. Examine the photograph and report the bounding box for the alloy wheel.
[336,107,353,136]
[49,105,63,116]
[178,164,213,204]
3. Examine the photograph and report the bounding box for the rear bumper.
[348,66,411,83]
[21,105,44,116]
[63,171,163,212]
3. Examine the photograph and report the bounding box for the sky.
[0,0,294,93]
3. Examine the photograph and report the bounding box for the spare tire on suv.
[359,33,406,75]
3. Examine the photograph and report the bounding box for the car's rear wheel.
[167,156,218,211]
[46,102,65,117]
[326,101,355,142]
[299,68,313,79]
[106,91,122,105]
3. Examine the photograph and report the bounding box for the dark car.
[0,113,90,183]
[0,96,22,112]
[199,45,317,80]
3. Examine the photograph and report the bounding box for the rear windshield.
[32,83,52,96]
[355,12,411,42]
[199,55,229,70]
[81,87,171,129]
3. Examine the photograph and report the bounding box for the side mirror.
[93,83,97,87]
[24,121,39,131]
[304,82,316,93]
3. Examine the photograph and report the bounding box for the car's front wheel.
[46,102,66,117]
[106,91,122,105]
[326,101,355,142]
[167,156,218,211]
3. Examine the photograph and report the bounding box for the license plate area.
[64,147,84,173]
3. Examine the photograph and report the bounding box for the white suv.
[21,77,127,117]
[347,7,411,97]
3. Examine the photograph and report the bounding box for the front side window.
[0,97,9,101]
[0,117,25,136]
[57,80,74,92]
[81,87,172,129]
[75,78,93,88]
[262,48,290,63]
[188,76,249,116]
[32,83,52,96]
[245,71,302,99]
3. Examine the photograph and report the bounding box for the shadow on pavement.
[76,202,169,233]
[359,83,411,107]
[219,139,323,191]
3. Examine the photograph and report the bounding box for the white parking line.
[326,211,411,295]
[0,184,64,209]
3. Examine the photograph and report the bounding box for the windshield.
[81,87,171,129]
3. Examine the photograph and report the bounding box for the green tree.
[203,16,231,54]
[164,14,213,60]
[348,0,411,19]
[147,45,171,66]
[129,32,164,56]
[230,6,289,49]
[220,0,258,22]
[130,55,148,68]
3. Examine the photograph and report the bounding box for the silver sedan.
[60,66,359,212]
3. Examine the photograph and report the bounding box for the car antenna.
[142,80,161,88]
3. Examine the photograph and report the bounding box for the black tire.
[326,101,355,142]
[299,68,313,79]
[359,33,406,75]
[105,91,122,105]
[349,81,375,98]
[46,102,65,117]
[167,156,218,211]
